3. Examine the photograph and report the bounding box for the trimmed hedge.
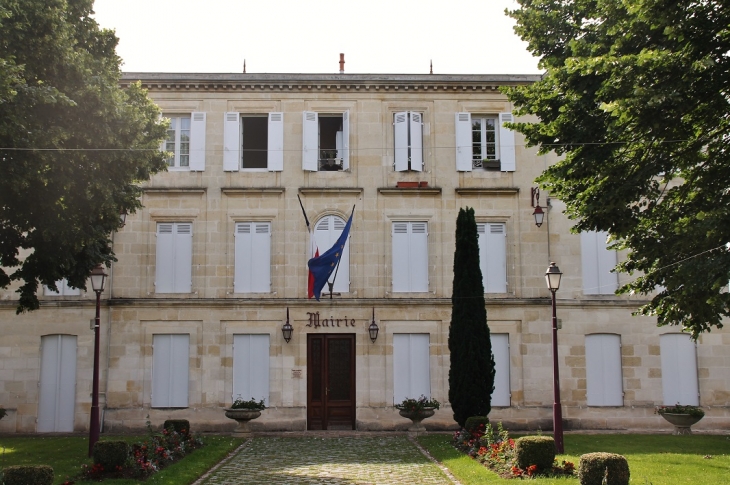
[464,416,490,433]
[93,440,129,470]
[579,452,630,485]
[514,436,555,471]
[164,419,190,436]
[2,465,53,485]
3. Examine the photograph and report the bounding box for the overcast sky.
[92,0,541,75]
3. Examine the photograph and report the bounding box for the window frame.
[302,111,350,172]
[393,111,424,172]
[455,112,515,172]
[43,279,82,296]
[393,333,431,403]
[163,115,191,169]
[585,333,624,406]
[392,221,429,293]
[155,222,193,294]
[477,222,507,294]
[224,112,284,172]
[233,221,272,294]
[580,230,618,295]
[313,215,350,293]
[151,334,190,408]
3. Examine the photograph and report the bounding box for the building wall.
[0,73,728,434]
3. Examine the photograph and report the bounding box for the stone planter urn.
[660,413,703,435]
[224,409,262,438]
[398,408,436,434]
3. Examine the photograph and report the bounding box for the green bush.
[579,452,630,485]
[464,416,490,432]
[514,436,555,471]
[2,465,53,485]
[92,440,129,470]
[163,419,190,436]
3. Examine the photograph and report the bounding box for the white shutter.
[152,334,189,408]
[491,334,511,407]
[455,112,472,171]
[409,112,423,171]
[267,112,284,171]
[252,223,271,292]
[597,235,618,294]
[660,334,699,406]
[302,111,318,171]
[342,110,350,170]
[392,223,409,292]
[394,112,409,171]
[38,335,77,432]
[409,222,429,292]
[498,113,515,172]
[393,334,431,403]
[174,223,193,293]
[189,112,206,171]
[581,231,600,294]
[232,334,270,405]
[223,112,240,171]
[155,223,175,293]
[234,223,253,293]
[585,334,623,406]
[480,223,507,293]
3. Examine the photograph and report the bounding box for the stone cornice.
[143,187,206,194]
[120,72,542,93]
[378,187,442,196]
[455,187,520,196]
[221,187,285,195]
[298,187,363,195]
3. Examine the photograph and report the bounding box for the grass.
[0,435,244,485]
[418,433,730,484]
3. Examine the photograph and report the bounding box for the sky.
[92,0,541,75]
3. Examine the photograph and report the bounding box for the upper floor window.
[394,112,423,172]
[155,222,192,294]
[477,223,507,293]
[392,221,428,292]
[162,113,206,171]
[455,112,515,172]
[580,230,618,295]
[223,112,283,172]
[234,222,271,293]
[313,215,350,293]
[302,111,350,171]
[43,279,81,296]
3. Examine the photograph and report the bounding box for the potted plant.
[395,395,440,433]
[656,404,705,435]
[225,396,266,437]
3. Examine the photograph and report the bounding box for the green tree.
[448,207,495,427]
[0,0,167,311]
[506,0,730,338]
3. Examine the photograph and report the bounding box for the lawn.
[417,433,730,484]
[0,435,244,485]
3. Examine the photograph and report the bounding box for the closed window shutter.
[597,236,618,293]
[581,231,617,295]
[342,110,350,170]
[660,334,699,406]
[302,111,318,171]
[480,223,507,293]
[585,334,623,406]
[155,223,175,293]
[232,334,270,405]
[189,112,206,171]
[252,223,271,292]
[267,112,284,171]
[174,223,193,293]
[393,334,431,403]
[409,222,429,292]
[491,333,511,406]
[455,112,472,171]
[223,112,240,171]
[393,112,409,171]
[152,334,189,408]
[234,223,253,293]
[409,112,423,171]
[38,335,77,432]
[498,113,515,171]
[392,222,409,292]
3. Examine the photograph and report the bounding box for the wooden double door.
[307,334,356,430]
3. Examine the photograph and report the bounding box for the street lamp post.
[89,264,107,457]
[545,262,564,454]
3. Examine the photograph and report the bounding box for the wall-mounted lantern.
[282,308,293,343]
[531,187,547,228]
[368,307,379,343]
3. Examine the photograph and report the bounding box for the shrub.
[514,436,555,471]
[93,440,129,470]
[0,407,6,420]
[163,419,190,436]
[230,396,266,410]
[2,465,54,485]
[579,452,630,485]
[464,416,490,432]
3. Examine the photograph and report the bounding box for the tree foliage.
[448,207,495,427]
[506,0,730,337]
[0,0,167,311]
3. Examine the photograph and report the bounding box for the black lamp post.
[368,308,379,343]
[88,263,107,457]
[545,262,564,454]
[282,308,293,343]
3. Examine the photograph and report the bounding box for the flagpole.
[327,205,355,299]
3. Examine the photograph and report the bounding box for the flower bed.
[451,422,574,479]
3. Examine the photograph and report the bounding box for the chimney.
[339,53,345,74]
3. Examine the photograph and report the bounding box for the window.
[393,334,431,403]
[151,334,189,408]
[585,334,624,406]
[234,222,271,293]
[162,112,206,170]
[223,112,284,171]
[313,215,350,293]
[491,333,511,407]
[392,222,428,293]
[455,112,515,171]
[155,222,192,294]
[233,334,270,405]
[302,111,350,171]
[394,112,423,171]
[660,333,699,406]
[477,223,507,293]
[580,231,618,295]
[38,335,77,432]
[43,279,81,296]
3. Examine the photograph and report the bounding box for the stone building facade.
[0,72,727,434]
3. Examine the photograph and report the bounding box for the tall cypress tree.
[448,207,495,427]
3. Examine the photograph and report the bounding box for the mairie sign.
[306,311,356,328]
